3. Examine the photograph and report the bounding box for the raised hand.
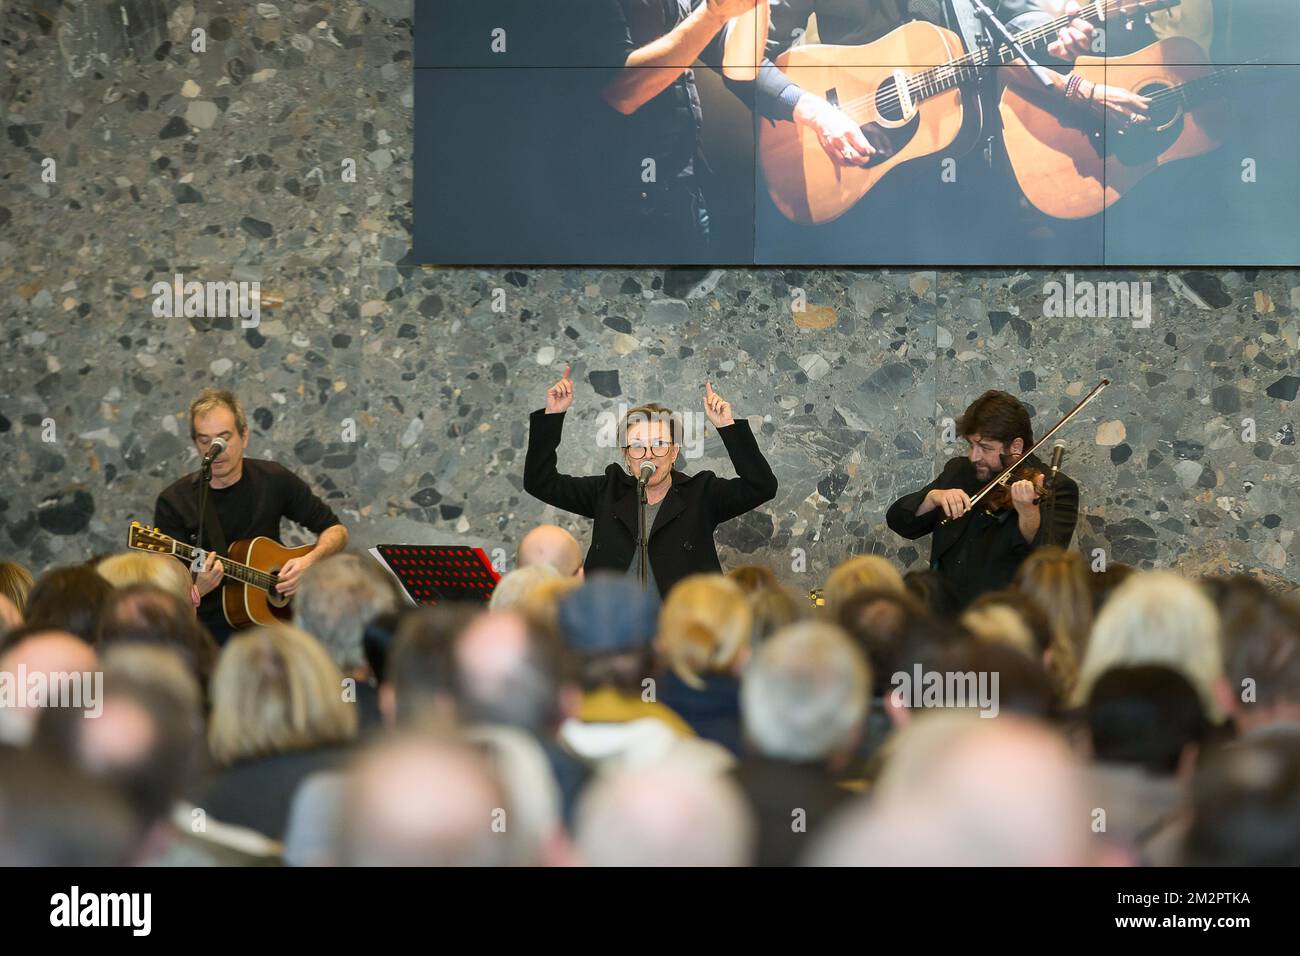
[546,365,574,414]
[703,381,735,428]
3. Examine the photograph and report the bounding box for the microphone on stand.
[202,436,227,468]
[1047,440,1065,491]
[637,461,655,487]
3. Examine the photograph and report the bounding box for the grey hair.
[741,621,870,762]
[293,554,399,670]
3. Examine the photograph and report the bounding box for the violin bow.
[940,379,1111,523]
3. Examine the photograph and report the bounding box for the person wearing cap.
[524,367,778,600]
[555,575,733,774]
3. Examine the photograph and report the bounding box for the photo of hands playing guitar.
[416,0,1300,266]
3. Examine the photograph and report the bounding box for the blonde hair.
[189,387,247,439]
[1013,547,1093,659]
[489,564,562,612]
[658,575,753,690]
[0,561,34,614]
[824,555,905,608]
[516,575,584,634]
[97,552,193,604]
[1074,571,1224,720]
[962,605,1037,659]
[208,624,357,765]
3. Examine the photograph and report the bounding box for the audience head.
[96,584,218,707]
[1212,583,1300,732]
[746,584,805,647]
[824,555,905,609]
[208,624,357,766]
[489,564,562,612]
[1013,546,1093,659]
[1086,665,1210,776]
[812,714,1094,866]
[96,552,193,605]
[340,733,512,866]
[293,554,399,673]
[386,604,476,727]
[903,568,960,620]
[0,594,21,637]
[23,565,113,644]
[0,629,98,746]
[0,561,35,615]
[726,564,779,594]
[0,749,142,865]
[835,587,925,697]
[517,525,583,578]
[454,610,568,735]
[657,574,751,689]
[962,588,1073,696]
[1076,570,1225,722]
[742,621,869,763]
[35,645,204,842]
[1183,729,1300,866]
[556,574,659,694]
[574,759,756,866]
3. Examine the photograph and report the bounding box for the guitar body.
[1000,38,1229,220]
[222,537,313,628]
[758,22,974,225]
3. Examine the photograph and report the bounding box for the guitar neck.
[1166,65,1247,110]
[907,0,1139,102]
[171,540,277,593]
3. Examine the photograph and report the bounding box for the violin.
[938,379,1110,526]
[977,459,1053,515]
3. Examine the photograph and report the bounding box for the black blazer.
[523,408,778,598]
[886,453,1079,610]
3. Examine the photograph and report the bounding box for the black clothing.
[659,670,744,756]
[733,754,854,867]
[582,1,738,254]
[194,745,351,842]
[523,408,778,599]
[154,458,341,643]
[885,452,1079,610]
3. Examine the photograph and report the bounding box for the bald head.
[575,761,756,866]
[812,715,1093,866]
[517,525,583,578]
[0,631,99,746]
[454,611,561,733]
[342,735,511,866]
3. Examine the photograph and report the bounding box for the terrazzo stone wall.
[2,1,1297,592]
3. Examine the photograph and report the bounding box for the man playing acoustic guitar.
[154,388,348,643]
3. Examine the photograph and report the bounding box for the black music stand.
[371,544,500,606]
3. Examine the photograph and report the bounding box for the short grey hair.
[741,621,870,762]
[293,554,399,670]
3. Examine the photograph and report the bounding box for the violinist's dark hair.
[956,390,1033,451]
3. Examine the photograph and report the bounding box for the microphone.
[202,436,227,468]
[1047,440,1065,490]
[637,461,655,486]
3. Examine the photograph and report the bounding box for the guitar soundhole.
[1111,82,1182,165]
[266,567,290,608]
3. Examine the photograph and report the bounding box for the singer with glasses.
[885,389,1079,610]
[153,388,349,643]
[524,367,778,599]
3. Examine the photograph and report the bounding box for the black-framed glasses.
[624,442,674,460]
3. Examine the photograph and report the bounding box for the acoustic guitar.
[127,521,313,628]
[1001,36,1247,219]
[757,0,1177,224]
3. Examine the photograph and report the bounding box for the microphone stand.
[196,453,213,574]
[637,478,649,590]
[971,0,1054,89]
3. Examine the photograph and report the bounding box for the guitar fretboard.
[171,540,277,592]
[906,0,1145,101]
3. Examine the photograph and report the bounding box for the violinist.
[886,389,1079,610]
